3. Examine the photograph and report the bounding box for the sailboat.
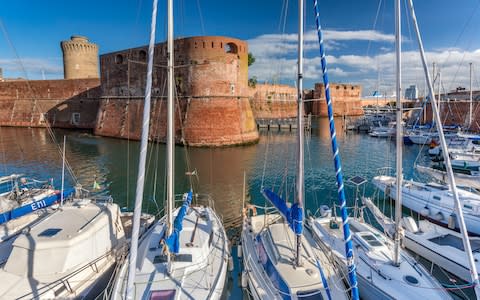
[416,159,480,190]
[240,1,349,299]
[363,195,480,283]
[0,185,127,299]
[112,0,229,299]
[373,173,480,236]
[0,174,73,224]
[308,0,450,298]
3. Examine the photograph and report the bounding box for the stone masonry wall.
[249,84,297,119]
[310,83,363,116]
[0,79,100,128]
[96,36,258,146]
[423,101,480,131]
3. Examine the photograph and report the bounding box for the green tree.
[248,52,255,66]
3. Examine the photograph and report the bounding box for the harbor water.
[0,117,472,299]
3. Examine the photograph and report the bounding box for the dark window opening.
[224,42,238,54]
[115,54,124,64]
[139,50,147,61]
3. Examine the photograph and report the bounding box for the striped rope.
[312,1,359,299]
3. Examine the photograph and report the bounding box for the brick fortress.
[97,36,258,146]
[0,34,369,146]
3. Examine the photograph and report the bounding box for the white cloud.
[248,29,394,58]
[0,57,63,79]
[247,29,480,96]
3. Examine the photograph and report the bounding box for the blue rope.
[312,1,359,299]
[317,261,332,300]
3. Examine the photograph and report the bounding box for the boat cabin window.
[297,289,324,299]
[433,195,441,201]
[38,228,62,237]
[358,233,383,247]
[429,234,480,252]
[153,254,192,264]
[464,204,473,210]
[149,290,176,300]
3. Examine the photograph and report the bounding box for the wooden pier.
[256,115,312,131]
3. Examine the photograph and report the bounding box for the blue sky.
[1,0,480,96]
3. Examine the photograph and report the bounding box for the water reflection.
[0,122,443,299]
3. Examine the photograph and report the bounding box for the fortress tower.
[61,36,99,79]
[96,36,258,146]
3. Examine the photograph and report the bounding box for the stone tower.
[61,35,99,79]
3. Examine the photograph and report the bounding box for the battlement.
[99,36,249,98]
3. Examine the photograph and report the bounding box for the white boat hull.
[307,216,451,299]
[373,176,480,236]
[0,198,127,299]
[404,230,480,282]
[416,165,480,190]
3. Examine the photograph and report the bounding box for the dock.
[256,115,312,131]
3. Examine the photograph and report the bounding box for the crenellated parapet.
[309,83,363,116]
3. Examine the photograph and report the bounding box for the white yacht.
[113,193,228,299]
[0,195,126,299]
[416,160,480,190]
[373,175,480,235]
[0,174,65,222]
[242,210,347,300]
[403,217,480,282]
[308,206,451,299]
[364,196,480,283]
[112,0,229,298]
[241,0,350,298]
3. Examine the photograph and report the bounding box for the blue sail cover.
[0,188,74,225]
[262,188,303,235]
[164,191,193,254]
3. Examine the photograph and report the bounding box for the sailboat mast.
[393,0,402,267]
[125,0,159,298]
[438,70,441,122]
[166,0,174,238]
[295,0,304,267]
[406,0,480,298]
[470,62,473,128]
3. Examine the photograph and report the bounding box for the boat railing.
[70,185,114,205]
[18,246,125,299]
[375,166,395,178]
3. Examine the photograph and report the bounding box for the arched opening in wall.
[115,54,124,64]
[224,43,238,54]
[139,50,147,61]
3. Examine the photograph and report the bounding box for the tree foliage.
[248,52,255,67]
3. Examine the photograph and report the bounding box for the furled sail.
[262,188,303,235]
[164,191,193,253]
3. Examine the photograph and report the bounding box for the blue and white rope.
[313,1,359,299]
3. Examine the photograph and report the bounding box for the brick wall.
[310,83,363,117]
[0,79,100,128]
[249,84,297,119]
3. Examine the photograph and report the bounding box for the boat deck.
[116,206,228,300]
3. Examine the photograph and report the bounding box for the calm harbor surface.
[0,118,470,299]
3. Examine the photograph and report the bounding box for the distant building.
[405,85,418,100]
[0,67,3,81]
